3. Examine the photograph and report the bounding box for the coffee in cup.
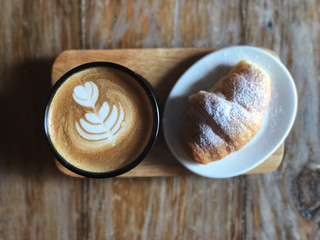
[44,62,159,178]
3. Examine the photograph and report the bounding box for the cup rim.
[44,62,160,178]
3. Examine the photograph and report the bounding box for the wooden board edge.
[55,142,284,178]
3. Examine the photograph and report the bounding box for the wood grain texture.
[244,1,320,239]
[51,48,284,177]
[0,0,319,239]
[0,1,84,240]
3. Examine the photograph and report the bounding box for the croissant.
[180,60,271,164]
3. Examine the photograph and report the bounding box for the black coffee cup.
[44,62,159,178]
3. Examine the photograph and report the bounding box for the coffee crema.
[47,67,154,173]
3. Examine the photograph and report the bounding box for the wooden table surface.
[0,1,319,239]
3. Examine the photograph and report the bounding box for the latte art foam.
[73,81,125,143]
[47,67,154,173]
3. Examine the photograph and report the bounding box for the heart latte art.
[73,81,125,142]
[47,67,154,173]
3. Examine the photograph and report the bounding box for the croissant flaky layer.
[180,60,272,164]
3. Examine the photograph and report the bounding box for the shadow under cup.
[44,62,160,178]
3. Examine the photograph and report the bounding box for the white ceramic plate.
[163,46,297,178]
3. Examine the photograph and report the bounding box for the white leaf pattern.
[75,122,111,140]
[99,102,109,121]
[104,105,118,129]
[79,119,107,133]
[73,81,98,108]
[111,105,124,134]
[72,81,125,141]
[90,82,99,106]
[85,113,100,124]
[84,82,93,97]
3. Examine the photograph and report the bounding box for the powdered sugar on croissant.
[180,60,271,164]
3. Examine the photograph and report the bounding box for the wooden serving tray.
[52,48,284,177]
